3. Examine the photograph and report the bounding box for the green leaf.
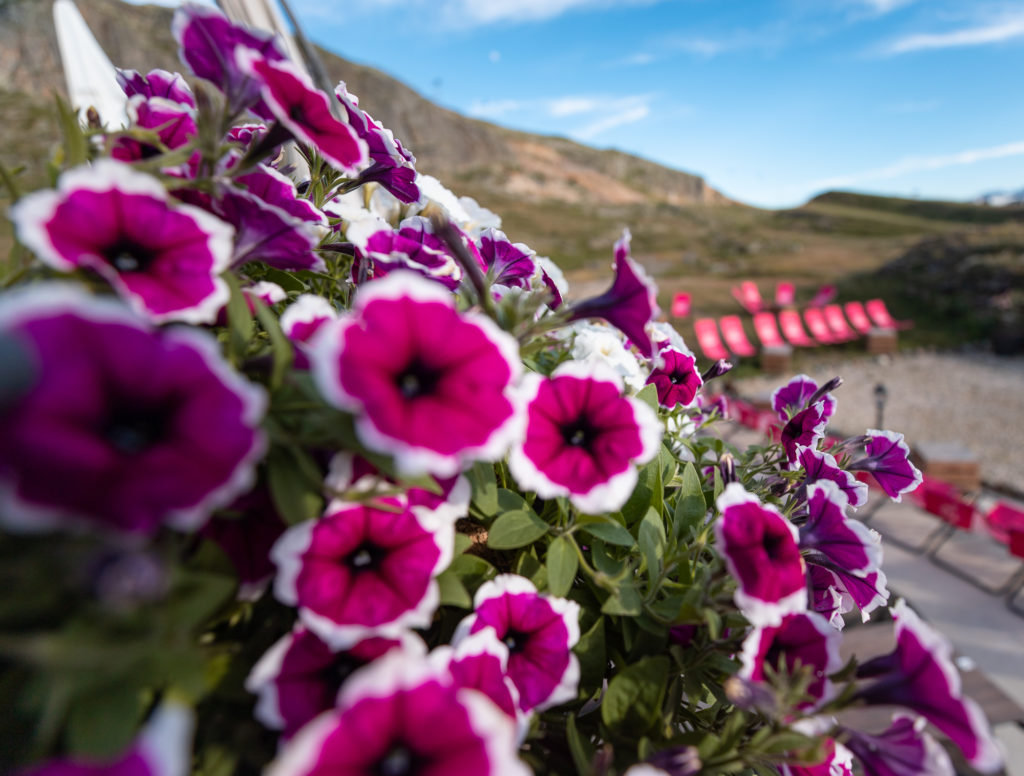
[589,539,625,576]
[64,679,142,758]
[566,714,594,776]
[436,569,472,608]
[468,462,499,516]
[262,266,308,293]
[713,466,724,502]
[496,488,532,513]
[487,510,548,549]
[252,297,293,391]
[454,533,473,556]
[638,507,666,578]
[580,520,634,547]
[622,454,663,525]
[0,161,23,203]
[673,462,707,539]
[223,273,255,364]
[574,616,606,689]
[55,94,88,167]
[601,584,643,616]
[635,383,659,412]
[601,655,671,733]
[267,447,323,523]
[546,535,578,597]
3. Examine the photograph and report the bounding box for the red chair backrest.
[844,301,873,334]
[779,310,815,347]
[719,315,756,357]
[1010,528,1024,560]
[824,305,857,339]
[693,318,729,361]
[985,502,1024,545]
[921,485,975,529]
[866,298,897,329]
[753,312,785,348]
[731,281,763,314]
[775,282,795,308]
[671,292,691,318]
[809,284,837,308]
[804,308,837,343]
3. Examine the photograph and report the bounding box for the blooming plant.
[0,6,1003,776]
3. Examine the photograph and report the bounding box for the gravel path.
[733,350,1024,494]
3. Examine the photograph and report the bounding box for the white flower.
[569,321,645,394]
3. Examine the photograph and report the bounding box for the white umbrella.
[52,0,129,128]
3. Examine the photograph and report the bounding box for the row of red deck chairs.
[723,394,1024,614]
[731,280,836,315]
[693,300,907,362]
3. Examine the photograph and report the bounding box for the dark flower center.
[503,627,530,654]
[347,541,387,572]
[670,371,690,386]
[324,654,367,690]
[395,358,440,400]
[103,405,171,455]
[561,416,597,448]
[106,239,157,273]
[375,744,426,776]
[762,531,785,560]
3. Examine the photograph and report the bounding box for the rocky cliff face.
[0,0,724,207]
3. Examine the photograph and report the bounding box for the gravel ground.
[733,350,1024,495]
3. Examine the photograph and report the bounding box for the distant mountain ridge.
[0,0,726,209]
[973,189,1024,207]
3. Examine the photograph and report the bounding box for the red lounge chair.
[753,312,786,349]
[866,298,913,330]
[931,500,1024,594]
[693,318,729,361]
[808,284,837,308]
[731,281,763,315]
[778,310,815,347]
[803,308,838,345]
[671,292,691,318]
[775,282,795,309]
[823,304,859,341]
[719,315,757,357]
[881,476,971,554]
[843,301,873,334]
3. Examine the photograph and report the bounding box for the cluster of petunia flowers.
[1,4,1004,776]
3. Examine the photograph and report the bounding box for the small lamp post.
[874,383,888,429]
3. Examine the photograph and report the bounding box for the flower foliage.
[0,6,997,776]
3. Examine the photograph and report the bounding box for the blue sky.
[131,0,1024,208]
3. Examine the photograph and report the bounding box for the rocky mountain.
[0,0,725,209]
[973,189,1024,207]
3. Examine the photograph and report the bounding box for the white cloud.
[548,97,604,117]
[612,52,656,66]
[882,14,1024,54]
[467,99,523,118]
[859,0,915,15]
[488,50,501,63]
[572,101,650,140]
[439,0,664,26]
[807,139,1024,189]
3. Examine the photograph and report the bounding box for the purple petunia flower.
[772,374,837,423]
[0,286,266,534]
[714,484,807,626]
[281,295,338,369]
[335,83,420,203]
[645,347,703,409]
[854,600,1003,772]
[237,50,368,175]
[212,184,324,272]
[739,611,843,709]
[346,216,467,291]
[236,164,327,226]
[798,446,869,509]
[848,430,923,502]
[116,67,196,108]
[799,481,881,578]
[429,627,522,723]
[11,160,234,324]
[246,626,425,738]
[19,703,193,776]
[476,228,538,292]
[172,4,286,119]
[808,565,847,629]
[453,575,581,713]
[267,651,530,776]
[271,496,454,650]
[200,486,287,600]
[309,272,522,478]
[568,229,659,358]
[509,360,662,514]
[781,402,829,468]
[112,96,198,163]
[842,714,955,776]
